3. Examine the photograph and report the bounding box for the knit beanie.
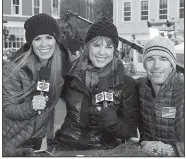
[24,13,60,45]
[143,35,176,70]
[85,17,118,48]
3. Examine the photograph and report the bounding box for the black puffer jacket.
[55,60,139,150]
[137,71,184,147]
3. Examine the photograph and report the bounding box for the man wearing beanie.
[137,35,184,156]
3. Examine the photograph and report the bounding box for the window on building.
[159,0,167,19]
[124,2,131,21]
[179,0,184,18]
[3,27,25,50]
[33,0,40,15]
[52,0,60,17]
[12,0,20,14]
[141,0,148,20]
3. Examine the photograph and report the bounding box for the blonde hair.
[74,36,118,71]
[4,43,63,103]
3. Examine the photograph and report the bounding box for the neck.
[152,83,161,97]
[40,59,48,67]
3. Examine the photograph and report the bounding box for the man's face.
[145,55,173,85]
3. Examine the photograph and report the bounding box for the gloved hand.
[140,141,175,156]
[89,107,118,127]
[13,148,35,156]
[100,107,118,128]
[89,107,101,125]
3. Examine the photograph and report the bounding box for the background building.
[113,0,184,72]
[3,0,61,50]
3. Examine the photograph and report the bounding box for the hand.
[89,107,101,125]
[32,95,47,112]
[140,141,175,156]
[100,107,117,127]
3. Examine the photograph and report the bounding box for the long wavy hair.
[4,42,63,103]
[73,36,119,71]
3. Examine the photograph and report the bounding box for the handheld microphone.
[36,67,50,114]
[96,79,113,108]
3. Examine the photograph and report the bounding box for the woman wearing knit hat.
[137,35,184,156]
[3,13,68,156]
[54,17,139,151]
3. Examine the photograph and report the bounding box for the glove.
[140,141,175,156]
[100,107,118,127]
[13,148,35,156]
[89,107,117,125]
[89,107,101,125]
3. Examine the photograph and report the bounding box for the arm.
[3,65,37,121]
[174,84,185,156]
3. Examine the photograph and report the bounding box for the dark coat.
[137,71,184,147]
[55,60,139,150]
[3,62,63,156]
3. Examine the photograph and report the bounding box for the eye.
[161,57,168,61]
[106,45,113,49]
[93,44,100,47]
[146,57,153,61]
[34,37,41,41]
[46,36,53,40]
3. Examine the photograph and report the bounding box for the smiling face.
[32,34,56,63]
[145,54,173,85]
[89,36,114,68]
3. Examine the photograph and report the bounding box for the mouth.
[39,48,51,53]
[151,72,163,76]
[96,56,106,62]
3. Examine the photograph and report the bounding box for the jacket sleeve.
[106,77,140,140]
[3,65,37,121]
[174,82,185,156]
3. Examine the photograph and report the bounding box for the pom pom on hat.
[143,35,176,70]
[24,13,60,45]
[85,17,118,48]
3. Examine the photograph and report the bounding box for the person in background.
[137,35,184,156]
[54,17,139,150]
[3,13,68,156]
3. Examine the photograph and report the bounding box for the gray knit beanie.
[143,35,176,70]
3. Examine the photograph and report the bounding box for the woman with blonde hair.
[3,13,68,156]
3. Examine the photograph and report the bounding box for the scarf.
[85,57,118,89]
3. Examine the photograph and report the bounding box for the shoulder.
[3,62,31,82]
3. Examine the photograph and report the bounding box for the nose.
[40,38,47,47]
[153,59,160,68]
[98,46,106,56]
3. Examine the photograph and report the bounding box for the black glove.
[13,148,35,156]
[89,107,101,125]
[100,107,118,127]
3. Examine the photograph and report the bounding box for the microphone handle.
[103,100,108,108]
[38,91,44,115]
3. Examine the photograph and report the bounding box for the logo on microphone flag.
[95,92,104,103]
[104,92,114,101]
[37,81,50,92]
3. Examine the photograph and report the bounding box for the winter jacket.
[3,62,63,156]
[137,71,184,148]
[55,60,139,150]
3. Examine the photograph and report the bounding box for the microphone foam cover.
[98,79,109,92]
[39,67,51,80]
